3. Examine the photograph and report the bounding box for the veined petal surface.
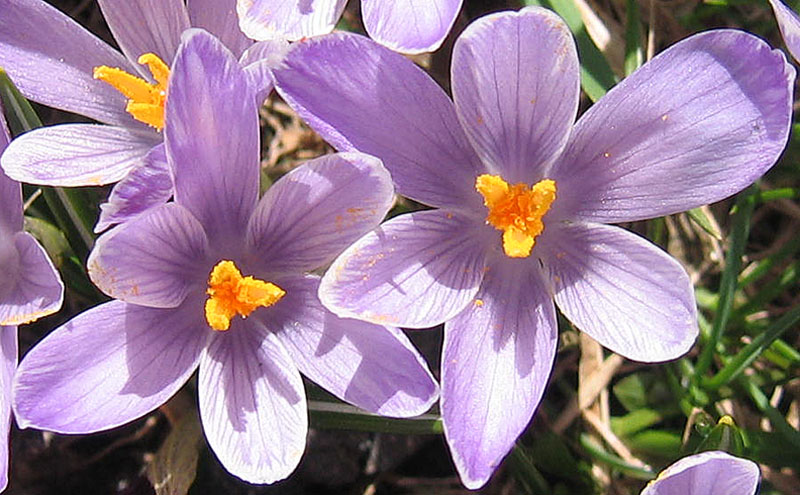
[274,32,484,209]
[550,30,793,223]
[247,152,394,274]
[267,275,438,416]
[0,326,16,492]
[97,0,190,70]
[13,300,208,433]
[236,0,346,41]
[0,0,137,126]
[544,222,697,362]
[0,232,63,326]
[442,260,556,489]
[0,124,158,187]
[769,0,800,63]
[361,0,463,54]
[200,322,307,484]
[452,7,579,183]
[167,30,259,248]
[189,0,252,58]
[320,209,487,329]
[641,451,760,495]
[88,203,209,309]
[95,144,173,232]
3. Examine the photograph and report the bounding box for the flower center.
[93,53,170,130]
[475,174,557,258]
[204,260,285,331]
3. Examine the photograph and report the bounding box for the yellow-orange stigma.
[204,260,285,331]
[93,53,170,130]
[475,174,557,258]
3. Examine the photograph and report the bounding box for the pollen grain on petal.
[475,174,557,258]
[204,260,285,331]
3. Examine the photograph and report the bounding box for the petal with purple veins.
[441,259,556,489]
[544,222,697,362]
[0,0,136,126]
[247,152,394,274]
[320,209,488,329]
[88,203,209,309]
[266,275,438,417]
[97,0,190,69]
[361,0,463,54]
[274,32,484,209]
[550,30,793,223]
[167,30,259,247]
[0,232,63,326]
[199,321,307,484]
[13,299,208,433]
[95,144,173,232]
[452,7,579,183]
[1,124,159,187]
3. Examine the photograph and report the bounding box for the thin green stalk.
[578,434,655,480]
[509,444,551,495]
[624,0,643,76]
[695,190,755,376]
[704,304,800,390]
[740,378,800,450]
[308,400,443,434]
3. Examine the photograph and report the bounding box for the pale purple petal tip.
[95,144,173,232]
[361,0,463,54]
[545,223,697,362]
[319,210,487,329]
[769,0,800,63]
[442,261,557,489]
[200,325,307,484]
[268,276,438,417]
[0,232,63,326]
[641,451,760,495]
[13,300,207,433]
[236,0,346,42]
[0,124,158,187]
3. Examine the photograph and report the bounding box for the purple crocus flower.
[769,0,800,62]
[641,451,760,495]
[11,30,438,483]
[0,103,64,491]
[237,0,464,54]
[0,0,282,231]
[272,7,793,488]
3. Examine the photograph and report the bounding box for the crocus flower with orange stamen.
[273,7,794,488]
[12,30,437,484]
[0,0,283,231]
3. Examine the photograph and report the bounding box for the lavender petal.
[13,300,208,433]
[442,260,556,489]
[361,0,463,54]
[267,275,438,417]
[544,222,697,362]
[199,323,307,484]
[247,152,394,274]
[641,451,760,495]
[319,209,488,329]
[236,0,346,42]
